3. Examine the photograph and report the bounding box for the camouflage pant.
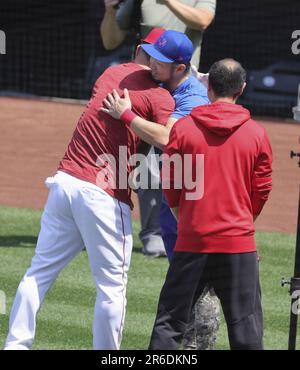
[182,286,220,350]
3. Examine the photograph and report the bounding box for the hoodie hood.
[191,102,251,137]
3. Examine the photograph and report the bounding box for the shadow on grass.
[0,238,166,261]
[132,245,143,254]
[132,245,168,258]
[0,238,143,252]
[0,235,37,248]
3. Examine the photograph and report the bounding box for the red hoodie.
[162,102,273,254]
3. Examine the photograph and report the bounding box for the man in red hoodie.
[149,58,273,350]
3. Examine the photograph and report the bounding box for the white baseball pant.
[4,171,133,350]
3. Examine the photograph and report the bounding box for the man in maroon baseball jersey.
[4,29,174,350]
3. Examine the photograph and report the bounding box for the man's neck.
[165,74,189,93]
[212,97,237,104]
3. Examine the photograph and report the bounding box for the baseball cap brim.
[141,43,174,63]
[142,28,165,45]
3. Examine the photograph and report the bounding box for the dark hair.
[208,59,246,98]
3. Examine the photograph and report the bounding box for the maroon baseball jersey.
[58,62,174,208]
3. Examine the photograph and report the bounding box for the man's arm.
[251,130,273,219]
[162,124,182,210]
[101,89,177,149]
[100,0,128,50]
[161,0,215,30]
[130,116,177,149]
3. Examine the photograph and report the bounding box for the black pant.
[149,252,263,350]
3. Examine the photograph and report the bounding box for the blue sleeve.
[171,95,209,119]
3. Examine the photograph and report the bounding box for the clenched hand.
[101,89,132,120]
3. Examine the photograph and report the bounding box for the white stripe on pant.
[4,171,133,350]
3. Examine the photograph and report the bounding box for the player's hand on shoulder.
[100,88,132,120]
[191,65,209,88]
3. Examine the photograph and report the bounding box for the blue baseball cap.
[141,30,193,64]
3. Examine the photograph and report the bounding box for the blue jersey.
[171,75,209,119]
[161,75,209,261]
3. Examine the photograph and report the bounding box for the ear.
[135,45,141,58]
[207,82,214,102]
[241,82,246,94]
[176,63,187,74]
[238,82,247,97]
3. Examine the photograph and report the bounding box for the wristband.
[120,109,137,126]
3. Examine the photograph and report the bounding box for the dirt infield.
[0,97,299,234]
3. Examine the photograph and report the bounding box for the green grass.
[0,205,298,350]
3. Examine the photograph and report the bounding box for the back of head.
[208,59,246,99]
[135,27,166,65]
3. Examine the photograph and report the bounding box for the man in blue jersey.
[102,30,220,350]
